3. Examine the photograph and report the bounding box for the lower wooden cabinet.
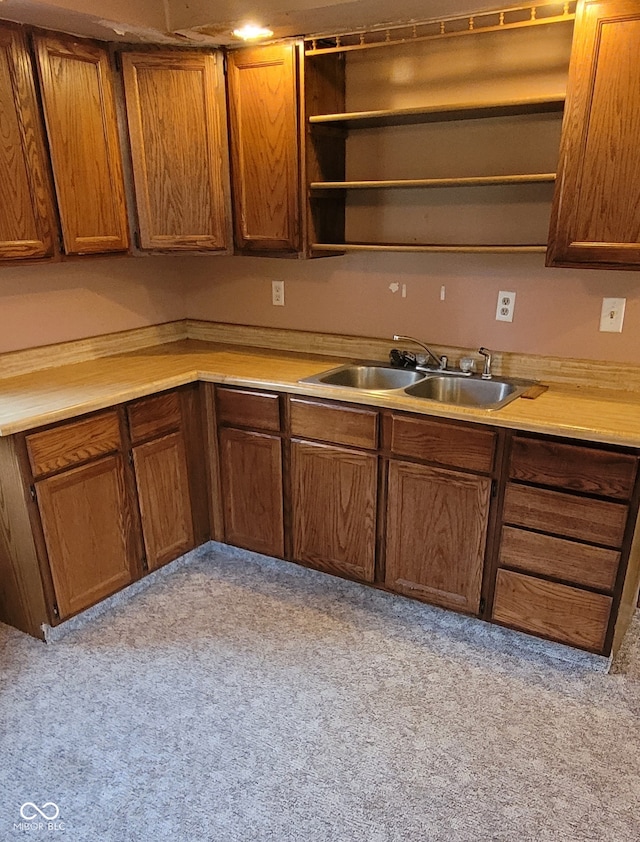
[291,439,377,582]
[218,427,284,557]
[385,460,491,614]
[36,454,138,620]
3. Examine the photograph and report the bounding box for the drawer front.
[217,387,280,432]
[390,413,495,473]
[510,436,637,499]
[127,391,182,444]
[503,483,628,547]
[498,526,620,592]
[492,569,612,652]
[27,411,122,478]
[290,398,377,450]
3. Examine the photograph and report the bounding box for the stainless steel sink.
[301,363,425,391]
[404,375,534,410]
[299,362,542,410]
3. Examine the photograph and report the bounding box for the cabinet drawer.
[216,387,280,432]
[290,398,377,449]
[510,436,637,499]
[26,411,121,478]
[390,413,495,473]
[492,569,612,652]
[498,526,620,592]
[503,483,628,547]
[127,391,182,444]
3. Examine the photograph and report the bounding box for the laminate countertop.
[0,338,639,447]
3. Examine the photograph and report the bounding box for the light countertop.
[0,338,639,447]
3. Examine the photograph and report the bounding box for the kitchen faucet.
[393,335,447,370]
[478,347,492,379]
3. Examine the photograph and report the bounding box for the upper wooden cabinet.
[0,24,57,261]
[33,32,129,255]
[226,43,302,254]
[121,49,230,252]
[547,0,640,269]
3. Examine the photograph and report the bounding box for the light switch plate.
[600,297,625,332]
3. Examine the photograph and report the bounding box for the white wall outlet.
[599,297,626,332]
[272,280,285,306]
[495,290,516,322]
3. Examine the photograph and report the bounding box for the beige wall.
[0,257,188,354]
[185,253,640,365]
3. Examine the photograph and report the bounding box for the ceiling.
[0,0,538,45]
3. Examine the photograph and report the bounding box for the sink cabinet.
[383,413,497,614]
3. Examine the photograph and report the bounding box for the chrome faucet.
[478,347,492,379]
[393,334,447,370]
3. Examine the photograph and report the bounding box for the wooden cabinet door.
[219,427,284,557]
[33,33,129,255]
[36,454,138,619]
[0,24,57,260]
[226,43,302,254]
[132,432,195,571]
[385,460,491,614]
[547,0,640,268]
[121,50,229,251]
[291,440,377,582]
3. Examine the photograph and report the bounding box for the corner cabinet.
[33,32,129,255]
[547,0,640,269]
[121,49,231,252]
[0,24,58,261]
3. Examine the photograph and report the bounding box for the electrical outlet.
[599,297,625,332]
[272,280,285,306]
[495,290,516,322]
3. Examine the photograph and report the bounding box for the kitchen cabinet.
[289,398,378,582]
[121,49,230,252]
[216,386,285,557]
[33,32,129,255]
[547,0,640,269]
[26,411,140,620]
[492,434,639,652]
[127,391,196,571]
[384,413,495,614]
[0,24,58,261]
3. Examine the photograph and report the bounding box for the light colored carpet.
[1,542,639,841]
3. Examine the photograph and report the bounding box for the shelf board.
[310,173,557,190]
[309,96,565,128]
[310,243,548,254]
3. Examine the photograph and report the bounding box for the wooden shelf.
[308,96,565,129]
[310,173,556,190]
[310,243,548,254]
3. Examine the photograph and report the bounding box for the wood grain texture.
[385,459,490,613]
[127,390,182,444]
[216,386,281,432]
[181,384,211,547]
[498,525,620,592]
[227,43,301,253]
[0,24,57,260]
[289,397,377,449]
[121,50,229,251]
[36,454,137,619]
[0,435,49,636]
[509,435,638,499]
[218,427,284,557]
[547,0,640,268]
[26,410,121,477]
[33,33,129,255]
[389,413,496,473]
[132,432,194,570]
[492,568,612,652]
[291,439,377,582]
[502,482,628,547]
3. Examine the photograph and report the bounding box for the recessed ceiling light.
[232,24,274,41]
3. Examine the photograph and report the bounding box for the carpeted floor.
[1,542,639,841]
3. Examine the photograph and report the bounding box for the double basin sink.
[300,363,541,411]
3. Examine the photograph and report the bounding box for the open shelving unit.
[303,4,574,256]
